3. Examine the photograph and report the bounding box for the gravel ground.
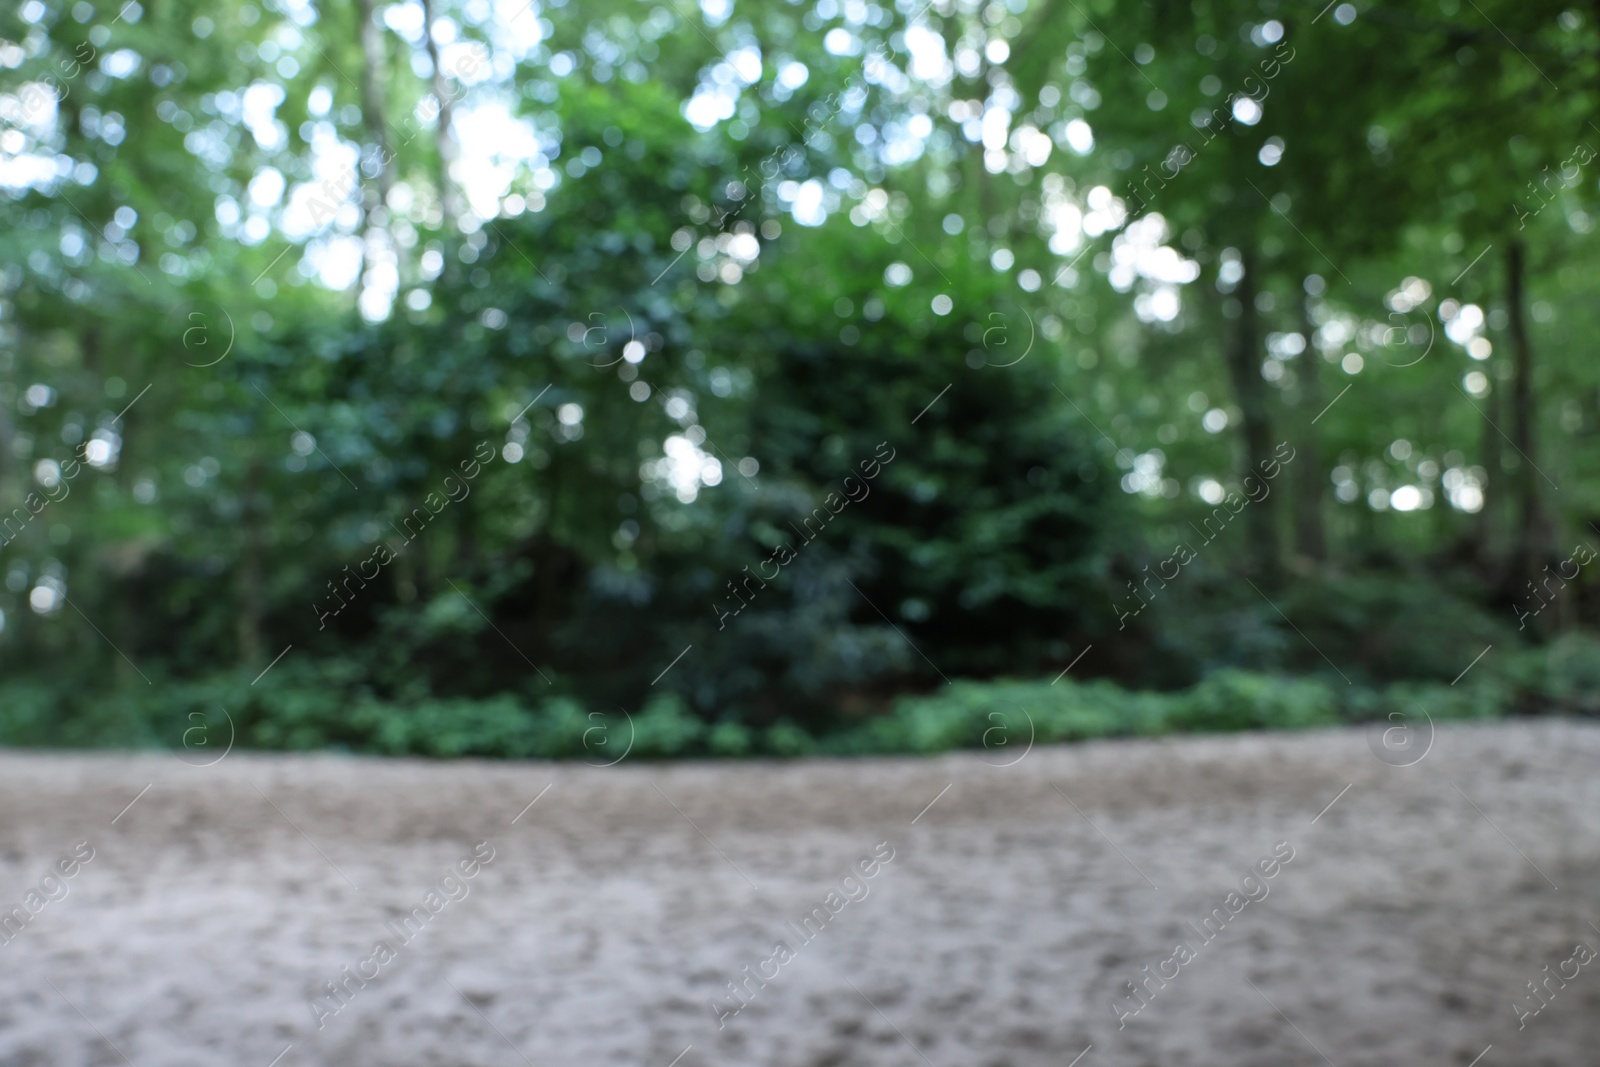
[1,719,1597,1067]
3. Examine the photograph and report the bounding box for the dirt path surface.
[1,719,1597,1066]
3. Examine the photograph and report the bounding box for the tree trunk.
[419,0,459,226]
[1475,361,1501,566]
[356,0,394,253]
[1224,246,1280,582]
[1505,239,1544,589]
[1293,292,1327,562]
[235,457,266,667]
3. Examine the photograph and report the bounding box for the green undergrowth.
[4,634,1598,759]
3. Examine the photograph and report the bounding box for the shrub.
[0,681,64,747]
[1537,634,1600,714]
[5,631,1592,761]
[629,693,707,758]
[1169,670,1342,733]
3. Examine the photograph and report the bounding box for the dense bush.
[1108,566,1527,689]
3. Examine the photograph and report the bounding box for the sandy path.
[0,720,1597,1066]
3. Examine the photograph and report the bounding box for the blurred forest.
[2,0,1600,757]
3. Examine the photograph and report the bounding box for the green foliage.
[1129,568,1523,687]
[1167,669,1340,733]
[629,693,708,757]
[0,680,60,746]
[1274,574,1516,684]
[1542,635,1600,712]
[1501,633,1600,715]
[0,0,1597,760]
[0,644,1561,761]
